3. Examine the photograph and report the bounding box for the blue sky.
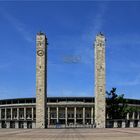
[0,1,140,99]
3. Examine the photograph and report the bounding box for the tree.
[106,88,128,119]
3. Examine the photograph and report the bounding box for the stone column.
[113,121,118,128]
[127,112,129,120]
[56,107,59,123]
[11,108,12,120]
[138,121,140,127]
[0,108,1,120]
[17,108,19,120]
[122,121,126,128]
[32,122,36,128]
[0,108,1,128]
[106,113,110,119]
[130,121,134,128]
[32,107,34,120]
[137,112,140,120]
[24,122,27,129]
[0,109,1,128]
[48,107,50,127]
[5,108,6,120]
[132,112,135,120]
[74,107,76,126]
[6,122,10,128]
[91,107,94,125]
[24,108,26,120]
[15,122,19,128]
[65,107,67,126]
[83,107,85,125]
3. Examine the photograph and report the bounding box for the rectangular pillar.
[17,108,19,120]
[24,108,26,120]
[137,112,140,120]
[48,107,50,127]
[32,122,36,128]
[113,121,118,128]
[15,122,19,128]
[127,113,129,120]
[11,108,12,120]
[6,122,10,128]
[74,107,76,125]
[5,108,6,120]
[130,121,134,128]
[32,107,34,120]
[24,122,27,129]
[36,33,47,129]
[83,107,85,125]
[122,121,126,128]
[107,113,109,119]
[65,107,67,126]
[132,112,135,120]
[56,107,59,123]
[94,34,106,128]
[138,121,140,127]
[0,108,1,120]
[91,107,94,125]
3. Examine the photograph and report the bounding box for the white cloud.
[0,8,34,43]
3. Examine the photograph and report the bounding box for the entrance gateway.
[36,32,106,128]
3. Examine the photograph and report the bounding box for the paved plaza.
[0,128,140,140]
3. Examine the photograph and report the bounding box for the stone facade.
[94,33,106,128]
[0,97,140,128]
[36,32,47,128]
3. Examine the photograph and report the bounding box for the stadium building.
[0,32,140,129]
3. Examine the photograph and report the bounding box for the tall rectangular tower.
[36,32,47,128]
[94,33,106,128]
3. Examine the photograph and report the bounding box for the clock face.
[37,50,44,56]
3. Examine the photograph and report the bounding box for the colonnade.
[0,106,140,128]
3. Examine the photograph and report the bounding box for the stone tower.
[94,33,106,128]
[36,32,47,128]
